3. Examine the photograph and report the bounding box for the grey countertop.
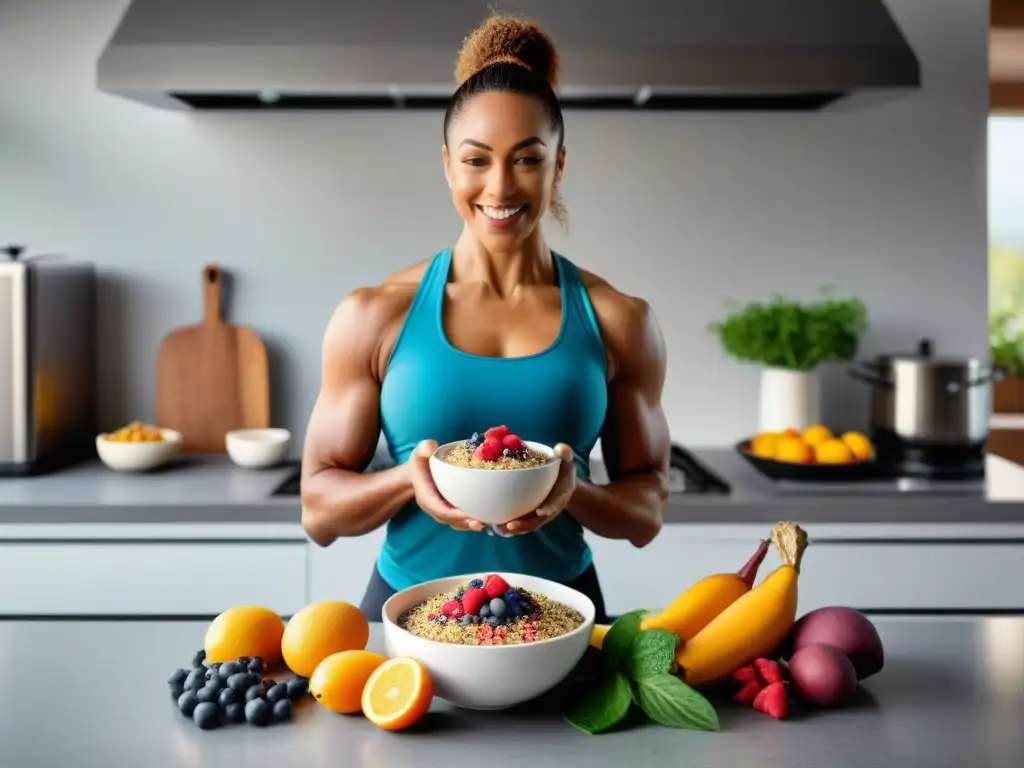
[1,450,1023,526]
[2,616,1021,767]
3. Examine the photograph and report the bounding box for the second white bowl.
[428,440,560,525]
[225,428,291,468]
[95,429,181,472]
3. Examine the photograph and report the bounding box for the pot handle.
[848,363,894,390]
[945,366,1006,393]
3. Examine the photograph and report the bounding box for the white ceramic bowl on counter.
[95,429,182,472]
[381,572,595,710]
[428,440,560,525]
[225,428,291,468]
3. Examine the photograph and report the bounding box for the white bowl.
[428,440,560,525]
[95,429,181,472]
[382,572,595,710]
[225,428,291,468]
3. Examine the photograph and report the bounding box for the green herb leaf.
[601,610,644,673]
[628,629,678,680]
[633,674,720,732]
[563,671,633,735]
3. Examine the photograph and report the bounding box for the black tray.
[735,439,877,482]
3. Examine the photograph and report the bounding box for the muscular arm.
[564,293,670,548]
[300,287,415,547]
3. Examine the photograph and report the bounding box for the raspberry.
[754,658,782,685]
[483,574,510,599]
[733,679,762,706]
[441,600,462,617]
[752,681,788,720]
[523,632,536,642]
[731,664,759,685]
[484,425,510,441]
[502,434,524,452]
[460,587,487,616]
[473,439,503,462]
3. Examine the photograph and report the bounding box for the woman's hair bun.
[454,15,560,88]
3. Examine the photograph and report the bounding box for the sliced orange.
[360,657,433,731]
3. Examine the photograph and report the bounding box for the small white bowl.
[428,440,560,525]
[382,572,595,710]
[225,428,291,468]
[95,428,181,472]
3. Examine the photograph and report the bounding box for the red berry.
[483,574,511,599]
[523,632,536,642]
[478,626,493,639]
[473,440,503,462]
[754,658,782,685]
[427,613,438,621]
[733,679,763,706]
[441,600,462,617]
[529,613,538,621]
[731,664,759,684]
[460,587,487,616]
[484,425,510,441]
[502,434,524,451]
[752,681,788,720]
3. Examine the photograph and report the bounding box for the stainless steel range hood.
[96,0,921,112]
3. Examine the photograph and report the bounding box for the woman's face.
[443,91,565,252]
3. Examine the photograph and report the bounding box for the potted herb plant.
[707,290,868,432]
[990,309,1024,412]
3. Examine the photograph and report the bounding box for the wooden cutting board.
[156,263,270,453]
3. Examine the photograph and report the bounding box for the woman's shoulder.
[333,256,433,321]
[573,264,654,331]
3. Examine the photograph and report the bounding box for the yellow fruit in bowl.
[281,600,370,678]
[840,431,874,461]
[813,438,855,465]
[774,436,814,464]
[749,432,781,459]
[204,605,286,665]
[801,425,833,447]
[308,649,388,714]
[782,428,802,439]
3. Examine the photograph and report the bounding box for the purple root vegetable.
[787,643,858,708]
[787,606,885,680]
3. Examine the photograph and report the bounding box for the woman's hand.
[497,443,577,536]
[408,440,486,532]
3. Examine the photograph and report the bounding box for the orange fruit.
[749,432,781,459]
[281,600,370,678]
[840,431,874,461]
[361,657,434,731]
[801,425,833,447]
[813,438,855,464]
[783,428,802,439]
[774,436,814,463]
[308,650,388,714]
[204,605,285,665]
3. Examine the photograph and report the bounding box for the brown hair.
[444,15,568,226]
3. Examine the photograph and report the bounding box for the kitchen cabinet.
[306,528,386,607]
[0,542,308,616]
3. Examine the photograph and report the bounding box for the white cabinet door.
[307,529,386,608]
[0,542,308,616]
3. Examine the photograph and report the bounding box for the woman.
[300,15,671,625]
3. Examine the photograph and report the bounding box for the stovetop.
[270,444,732,497]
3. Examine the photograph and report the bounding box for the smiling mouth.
[477,204,527,221]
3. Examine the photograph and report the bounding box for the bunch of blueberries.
[168,649,309,730]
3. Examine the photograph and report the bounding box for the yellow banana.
[675,522,808,687]
[640,539,769,641]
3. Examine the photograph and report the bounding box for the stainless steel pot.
[849,339,1003,445]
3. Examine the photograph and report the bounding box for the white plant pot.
[758,367,821,433]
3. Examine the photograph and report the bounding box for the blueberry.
[196,684,218,703]
[204,675,224,692]
[245,698,272,727]
[502,448,512,458]
[245,684,264,702]
[237,656,251,667]
[459,615,472,626]
[193,701,220,730]
[177,691,199,716]
[218,661,241,680]
[486,616,499,627]
[504,616,516,625]
[266,683,288,704]
[286,677,308,701]
[224,701,246,723]
[468,578,484,589]
[489,597,506,618]
[261,678,277,690]
[503,589,518,602]
[168,668,189,687]
[170,683,185,700]
[470,614,481,624]
[227,672,251,692]
[204,667,219,680]
[273,699,292,723]
[217,687,237,708]
[479,604,491,618]
[184,669,206,692]
[191,649,206,667]
[247,657,265,674]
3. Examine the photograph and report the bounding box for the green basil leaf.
[601,610,645,672]
[628,629,678,680]
[634,674,720,732]
[563,671,633,735]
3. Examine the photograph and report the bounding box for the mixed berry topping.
[465,424,529,462]
[429,574,544,643]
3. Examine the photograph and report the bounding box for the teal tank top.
[376,248,608,590]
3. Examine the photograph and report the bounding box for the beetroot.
[788,606,884,680]
[787,643,858,708]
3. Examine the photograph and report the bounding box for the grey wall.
[990,117,1024,246]
[0,0,988,452]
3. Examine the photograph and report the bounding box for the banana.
[590,624,611,649]
[640,539,769,641]
[675,522,808,687]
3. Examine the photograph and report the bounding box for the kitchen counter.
[2,616,1021,767]
[2,450,1024,527]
